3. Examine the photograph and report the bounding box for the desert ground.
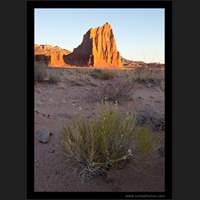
[34,66,165,192]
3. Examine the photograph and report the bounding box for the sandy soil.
[34,68,165,192]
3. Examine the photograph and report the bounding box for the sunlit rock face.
[34,44,71,66]
[64,22,122,67]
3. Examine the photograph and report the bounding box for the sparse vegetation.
[61,102,159,181]
[134,67,152,82]
[90,69,117,80]
[127,67,164,88]
[63,69,96,86]
[88,79,134,103]
[62,103,135,180]
[136,111,165,132]
[101,80,133,103]
[133,127,161,157]
[34,62,47,82]
[48,74,61,84]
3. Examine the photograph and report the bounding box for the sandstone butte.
[64,22,122,67]
[34,44,71,66]
[34,22,122,67]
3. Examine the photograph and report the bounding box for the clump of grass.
[133,127,161,158]
[62,103,161,181]
[34,62,47,82]
[90,69,116,80]
[101,80,133,103]
[64,70,96,86]
[134,67,152,82]
[62,103,135,181]
[131,67,164,87]
[88,79,134,103]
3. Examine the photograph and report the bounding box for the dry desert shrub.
[63,70,96,86]
[90,69,117,80]
[62,102,159,181]
[133,127,161,158]
[47,68,62,84]
[48,75,61,84]
[34,62,47,82]
[62,103,135,181]
[88,79,134,103]
[129,67,164,87]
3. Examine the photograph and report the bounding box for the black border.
[27,1,172,199]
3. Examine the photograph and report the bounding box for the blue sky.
[35,9,165,63]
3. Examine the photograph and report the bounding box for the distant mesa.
[34,44,71,66]
[35,22,121,67]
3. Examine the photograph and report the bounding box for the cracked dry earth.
[34,68,165,192]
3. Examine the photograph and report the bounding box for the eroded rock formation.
[64,22,122,67]
[35,23,122,67]
[34,44,71,66]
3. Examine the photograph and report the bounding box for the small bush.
[64,70,96,86]
[48,75,61,84]
[34,62,47,82]
[62,103,135,181]
[90,69,116,80]
[101,80,133,103]
[134,67,152,82]
[132,67,164,87]
[133,127,161,157]
[88,79,134,103]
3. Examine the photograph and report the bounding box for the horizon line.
[34,43,165,64]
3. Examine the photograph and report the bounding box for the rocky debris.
[36,129,53,144]
[79,166,107,183]
[34,44,71,66]
[146,83,153,88]
[64,22,121,67]
[34,110,52,119]
[48,148,55,153]
[136,111,165,132]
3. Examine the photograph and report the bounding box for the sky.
[35,9,165,63]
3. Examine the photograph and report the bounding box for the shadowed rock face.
[64,22,122,67]
[34,44,71,66]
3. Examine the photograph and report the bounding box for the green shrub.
[34,62,47,82]
[133,127,161,157]
[62,103,135,180]
[90,69,116,80]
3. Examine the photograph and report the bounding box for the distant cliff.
[64,22,121,67]
[35,22,121,67]
[34,44,71,66]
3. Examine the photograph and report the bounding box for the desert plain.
[34,22,165,192]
